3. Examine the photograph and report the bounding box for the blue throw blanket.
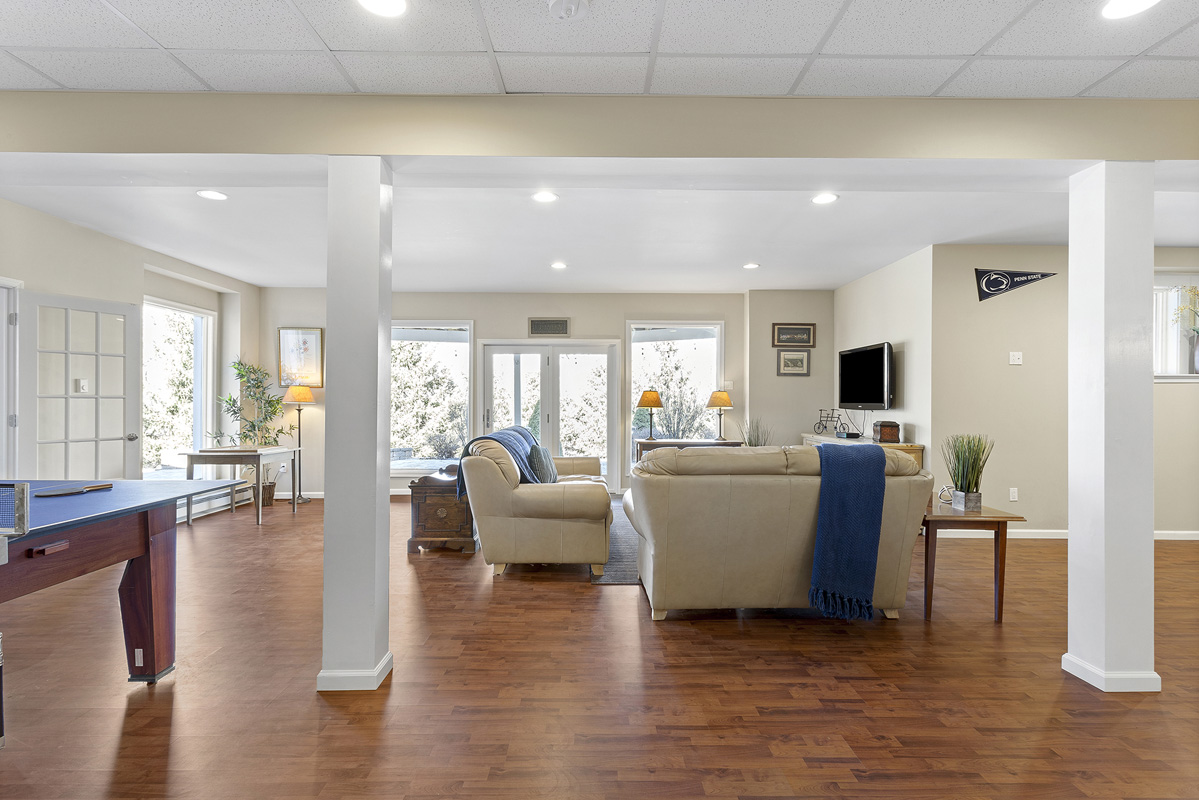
[456,426,541,498]
[809,444,887,621]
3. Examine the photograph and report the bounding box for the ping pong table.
[0,479,238,680]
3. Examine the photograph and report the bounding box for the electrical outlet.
[1009,352,1023,365]
[1009,487,1019,502]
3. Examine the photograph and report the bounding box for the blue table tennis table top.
[1,479,239,541]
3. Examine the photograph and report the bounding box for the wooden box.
[873,421,900,444]
[408,467,475,553]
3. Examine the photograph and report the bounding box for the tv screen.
[839,342,893,410]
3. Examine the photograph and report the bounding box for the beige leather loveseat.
[460,439,613,576]
[623,445,933,620]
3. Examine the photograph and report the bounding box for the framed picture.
[777,349,811,377]
[278,327,324,388]
[772,323,815,348]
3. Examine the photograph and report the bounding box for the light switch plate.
[1009,487,1019,501]
[1009,352,1023,365]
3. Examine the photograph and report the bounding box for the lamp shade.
[706,390,733,409]
[283,385,315,404]
[636,390,663,409]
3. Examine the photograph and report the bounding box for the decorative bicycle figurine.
[813,409,850,435]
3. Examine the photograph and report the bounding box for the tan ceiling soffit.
[1,93,1196,161]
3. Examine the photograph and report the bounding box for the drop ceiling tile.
[107,0,319,50]
[16,49,205,91]
[942,58,1127,97]
[481,0,655,53]
[0,53,60,89]
[291,0,484,52]
[497,55,647,94]
[796,57,965,96]
[176,52,352,93]
[651,56,804,96]
[822,0,1031,56]
[338,52,499,94]
[1150,20,1199,56]
[990,0,1199,56]
[0,0,149,48]
[658,0,843,55]
[1085,59,1199,98]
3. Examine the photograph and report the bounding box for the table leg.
[924,523,938,620]
[291,454,297,515]
[185,461,194,525]
[118,505,177,682]
[995,522,1008,623]
[255,458,263,526]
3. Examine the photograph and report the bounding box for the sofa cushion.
[637,444,921,478]
[528,445,559,483]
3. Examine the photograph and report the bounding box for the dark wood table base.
[922,502,1025,622]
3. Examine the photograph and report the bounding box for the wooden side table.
[922,501,1026,622]
[408,467,475,553]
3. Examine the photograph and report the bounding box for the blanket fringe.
[809,586,874,621]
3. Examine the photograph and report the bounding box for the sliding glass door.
[483,344,615,478]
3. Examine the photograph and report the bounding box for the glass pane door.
[485,349,545,437]
[556,350,609,476]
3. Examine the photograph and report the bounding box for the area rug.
[592,498,640,585]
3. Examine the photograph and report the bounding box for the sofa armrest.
[511,482,611,520]
[553,456,601,476]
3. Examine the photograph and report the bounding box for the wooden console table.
[801,433,924,469]
[922,501,1026,622]
[635,438,742,462]
[182,447,298,526]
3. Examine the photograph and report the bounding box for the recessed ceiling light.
[551,261,567,270]
[1101,0,1163,19]
[812,192,839,205]
[532,191,559,203]
[358,0,408,17]
[742,263,760,270]
[196,190,227,200]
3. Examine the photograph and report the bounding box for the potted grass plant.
[940,434,994,512]
[737,416,774,447]
[209,358,296,506]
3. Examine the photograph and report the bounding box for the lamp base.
[713,436,728,441]
[290,496,312,505]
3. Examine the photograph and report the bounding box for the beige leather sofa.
[460,438,612,576]
[623,445,933,620]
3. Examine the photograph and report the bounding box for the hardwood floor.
[1,500,1197,799]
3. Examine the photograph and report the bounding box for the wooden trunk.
[408,468,476,554]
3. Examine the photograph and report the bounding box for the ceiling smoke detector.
[549,0,589,21]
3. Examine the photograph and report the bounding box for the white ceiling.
[0,0,1196,97]
[0,153,1195,293]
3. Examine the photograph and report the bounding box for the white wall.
[833,247,934,445]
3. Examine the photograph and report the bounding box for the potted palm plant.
[210,358,296,506]
[940,434,994,512]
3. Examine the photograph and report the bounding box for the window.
[1153,274,1199,377]
[629,323,722,467]
[391,324,471,472]
[141,301,212,479]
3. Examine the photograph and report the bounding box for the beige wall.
[833,247,934,445]
[2,93,1198,160]
[745,290,835,445]
[144,271,221,312]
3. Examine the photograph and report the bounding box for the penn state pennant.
[976,269,1057,302]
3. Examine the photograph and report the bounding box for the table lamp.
[283,385,315,504]
[636,390,663,440]
[706,390,733,441]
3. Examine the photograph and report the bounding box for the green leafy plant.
[209,358,297,483]
[940,434,994,493]
[738,416,774,447]
[1171,285,1199,336]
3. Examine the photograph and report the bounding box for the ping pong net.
[0,482,30,537]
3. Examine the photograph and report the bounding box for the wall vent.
[529,317,570,337]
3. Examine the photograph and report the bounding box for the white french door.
[17,292,142,480]
[482,344,617,479]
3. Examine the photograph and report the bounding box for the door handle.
[125,433,139,441]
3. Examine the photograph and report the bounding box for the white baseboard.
[317,651,394,692]
[936,529,1199,541]
[274,491,324,499]
[1061,653,1161,692]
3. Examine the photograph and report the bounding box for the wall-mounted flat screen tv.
[838,342,894,410]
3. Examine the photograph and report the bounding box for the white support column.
[318,156,394,691]
[1063,161,1159,693]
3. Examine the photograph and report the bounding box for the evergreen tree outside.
[390,338,469,460]
[141,304,198,474]
[630,329,718,465]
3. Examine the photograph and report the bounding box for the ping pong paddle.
[34,483,114,498]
